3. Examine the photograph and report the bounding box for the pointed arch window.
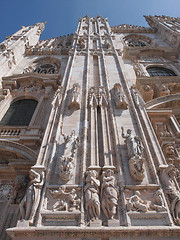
[147,67,177,77]
[0,99,38,126]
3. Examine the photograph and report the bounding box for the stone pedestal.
[90,219,102,227]
[107,219,119,227]
[17,220,29,227]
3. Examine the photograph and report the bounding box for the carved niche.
[121,127,145,181]
[68,83,81,110]
[59,127,79,181]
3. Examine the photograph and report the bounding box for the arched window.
[128,40,147,47]
[0,99,38,126]
[34,64,55,74]
[147,67,177,77]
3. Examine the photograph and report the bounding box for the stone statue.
[84,170,100,220]
[19,167,45,225]
[98,86,108,107]
[121,127,144,159]
[101,169,118,219]
[59,126,79,181]
[68,83,81,109]
[11,175,28,204]
[61,127,79,159]
[89,87,98,108]
[113,83,128,109]
[150,190,167,212]
[127,191,148,212]
[59,156,74,181]
[160,164,180,224]
[50,186,80,211]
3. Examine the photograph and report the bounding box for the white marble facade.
[0,15,179,240]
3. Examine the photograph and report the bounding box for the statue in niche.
[59,156,74,181]
[61,127,79,159]
[98,86,108,107]
[160,164,180,224]
[11,175,28,204]
[68,83,81,109]
[101,169,118,219]
[19,168,45,225]
[131,87,140,107]
[104,38,111,49]
[52,86,63,107]
[113,83,128,109]
[88,87,98,108]
[59,126,79,181]
[127,191,148,212]
[121,127,144,159]
[50,186,80,212]
[84,170,100,220]
[77,38,85,49]
[150,190,167,212]
[121,127,145,181]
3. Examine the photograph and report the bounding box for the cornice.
[7,226,180,238]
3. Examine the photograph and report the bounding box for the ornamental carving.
[50,187,80,212]
[0,184,13,201]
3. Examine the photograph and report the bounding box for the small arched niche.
[0,99,38,126]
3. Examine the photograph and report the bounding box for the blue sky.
[0,0,180,43]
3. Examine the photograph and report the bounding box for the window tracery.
[34,64,56,74]
[127,40,147,47]
[147,67,177,77]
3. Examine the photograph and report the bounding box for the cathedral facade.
[0,15,180,239]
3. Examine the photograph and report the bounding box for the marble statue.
[98,86,108,107]
[150,190,167,212]
[101,169,118,219]
[59,156,74,181]
[113,83,128,109]
[127,191,148,212]
[84,170,100,220]
[121,127,144,159]
[161,164,180,224]
[19,168,45,225]
[68,83,81,109]
[61,127,79,158]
